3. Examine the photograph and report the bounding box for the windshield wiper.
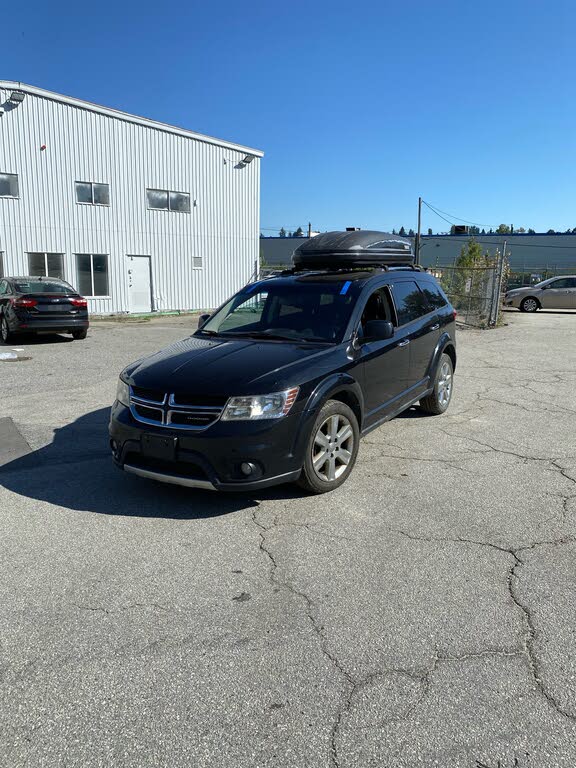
[219,330,301,341]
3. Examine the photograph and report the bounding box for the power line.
[423,236,576,250]
[422,199,499,229]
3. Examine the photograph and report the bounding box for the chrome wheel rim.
[523,298,537,312]
[438,361,453,407]
[312,414,354,483]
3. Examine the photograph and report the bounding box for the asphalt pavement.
[1,309,576,768]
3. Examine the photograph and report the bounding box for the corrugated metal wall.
[0,86,261,313]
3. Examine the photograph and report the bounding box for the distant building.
[0,81,263,313]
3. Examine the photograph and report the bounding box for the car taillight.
[70,298,88,308]
[453,310,458,320]
[13,298,38,308]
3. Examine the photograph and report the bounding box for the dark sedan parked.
[0,277,89,343]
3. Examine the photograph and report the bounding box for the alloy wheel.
[522,298,538,312]
[311,414,354,482]
[1,318,8,342]
[438,360,453,407]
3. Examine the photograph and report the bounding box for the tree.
[516,227,526,233]
[279,227,286,238]
[446,238,494,322]
[480,228,486,235]
[528,228,536,234]
[496,224,510,234]
[469,226,480,235]
[294,226,304,237]
[488,228,494,234]
[399,226,406,236]
[392,228,397,235]
[408,228,415,237]
[547,229,556,234]
[427,228,433,235]
[288,231,293,237]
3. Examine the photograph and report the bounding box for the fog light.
[240,462,256,476]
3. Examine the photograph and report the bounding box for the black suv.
[110,231,456,493]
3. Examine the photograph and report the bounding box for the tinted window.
[201,280,356,343]
[419,281,448,309]
[360,287,394,329]
[14,280,74,294]
[392,281,429,325]
[549,278,576,289]
[76,181,110,205]
[0,281,7,295]
[27,252,65,279]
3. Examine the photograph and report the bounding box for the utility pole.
[307,222,312,238]
[415,197,422,265]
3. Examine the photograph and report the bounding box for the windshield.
[199,280,356,343]
[14,280,74,294]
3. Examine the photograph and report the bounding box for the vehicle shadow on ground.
[8,333,75,346]
[0,408,304,519]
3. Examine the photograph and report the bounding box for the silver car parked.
[504,276,576,312]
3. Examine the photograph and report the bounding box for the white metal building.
[0,82,263,314]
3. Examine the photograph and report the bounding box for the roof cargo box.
[293,230,414,269]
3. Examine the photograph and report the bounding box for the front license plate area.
[142,434,177,461]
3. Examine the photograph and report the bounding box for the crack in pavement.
[73,601,173,615]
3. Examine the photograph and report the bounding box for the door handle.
[429,323,440,331]
[397,339,410,347]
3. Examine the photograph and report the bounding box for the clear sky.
[3,0,575,234]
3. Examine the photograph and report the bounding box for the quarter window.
[0,173,19,198]
[76,254,109,296]
[146,188,191,213]
[76,181,110,205]
[0,280,7,294]
[419,281,448,309]
[27,252,65,279]
[392,281,430,325]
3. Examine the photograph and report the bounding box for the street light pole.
[415,196,422,265]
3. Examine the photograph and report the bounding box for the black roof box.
[292,230,414,269]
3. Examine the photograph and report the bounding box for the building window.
[0,173,19,198]
[76,254,109,296]
[0,253,4,278]
[28,252,65,279]
[75,181,110,206]
[146,188,190,213]
[193,256,203,268]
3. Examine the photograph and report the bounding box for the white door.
[127,256,152,313]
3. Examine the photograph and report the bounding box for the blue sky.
[3,0,575,234]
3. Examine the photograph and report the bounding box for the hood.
[123,335,335,395]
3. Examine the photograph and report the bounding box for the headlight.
[116,378,130,407]
[221,387,299,421]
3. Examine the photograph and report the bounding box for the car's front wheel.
[72,329,88,340]
[520,297,539,312]
[297,399,360,494]
[418,353,454,415]
[0,316,12,345]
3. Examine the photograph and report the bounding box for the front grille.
[124,453,209,480]
[129,387,225,431]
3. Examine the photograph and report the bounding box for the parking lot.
[1,309,576,768]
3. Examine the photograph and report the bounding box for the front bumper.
[503,294,523,308]
[109,402,310,492]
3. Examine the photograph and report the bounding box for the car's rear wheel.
[520,297,539,312]
[1,316,12,345]
[297,399,359,494]
[72,329,88,340]
[418,353,453,415]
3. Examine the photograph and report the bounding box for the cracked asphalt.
[1,309,575,768]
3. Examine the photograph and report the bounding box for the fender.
[290,373,365,462]
[427,332,457,380]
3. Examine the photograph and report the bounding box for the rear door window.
[391,280,430,326]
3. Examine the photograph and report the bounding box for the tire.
[72,329,88,340]
[520,297,539,313]
[418,353,454,415]
[0,315,12,345]
[297,399,360,494]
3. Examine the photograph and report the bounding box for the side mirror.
[363,320,394,341]
[197,312,211,329]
